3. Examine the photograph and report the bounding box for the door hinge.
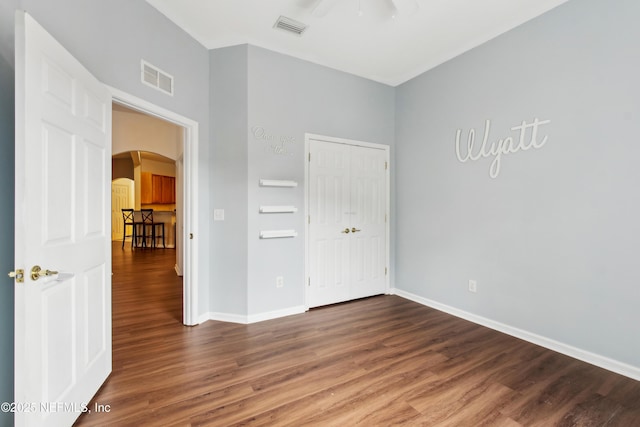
[308,153,311,162]
[308,277,311,287]
[8,269,25,283]
[308,215,311,224]
[385,267,388,276]
[385,213,387,223]
[385,161,388,170]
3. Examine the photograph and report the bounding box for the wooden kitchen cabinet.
[141,172,153,204]
[142,172,175,204]
[161,176,175,204]
[152,175,175,204]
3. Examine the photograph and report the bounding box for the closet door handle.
[351,228,361,233]
[341,228,350,234]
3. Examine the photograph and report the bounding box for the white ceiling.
[146,0,570,87]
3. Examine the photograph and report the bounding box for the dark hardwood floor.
[75,243,640,426]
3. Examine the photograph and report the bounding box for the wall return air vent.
[141,60,174,96]
[273,15,308,36]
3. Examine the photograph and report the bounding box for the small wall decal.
[455,118,551,178]
[251,126,296,156]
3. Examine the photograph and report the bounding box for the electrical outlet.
[276,276,284,288]
[468,280,477,293]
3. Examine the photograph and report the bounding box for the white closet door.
[349,145,387,300]
[308,139,388,308]
[308,141,351,307]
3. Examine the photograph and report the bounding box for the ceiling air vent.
[141,60,174,96]
[273,15,308,36]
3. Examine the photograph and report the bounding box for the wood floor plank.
[556,393,624,426]
[230,350,441,427]
[74,243,640,426]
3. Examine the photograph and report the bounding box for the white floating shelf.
[259,179,298,188]
[260,229,298,239]
[259,205,298,213]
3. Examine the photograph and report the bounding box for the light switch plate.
[213,209,225,221]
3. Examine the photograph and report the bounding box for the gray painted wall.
[245,46,395,315]
[0,22,16,427]
[210,45,249,316]
[209,45,395,317]
[395,0,640,368]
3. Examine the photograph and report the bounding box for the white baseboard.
[202,305,307,325]
[203,312,247,324]
[247,306,307,324]
[391,288,640,382]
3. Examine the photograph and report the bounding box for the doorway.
[110,87,199,326]
[305,134,390,308]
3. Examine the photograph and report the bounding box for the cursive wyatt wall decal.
[455,118,551,178]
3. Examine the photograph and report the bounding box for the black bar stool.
[136,209,153,248]
[121,209,137,249]
[153,220,165,248]
[136,209,165,248]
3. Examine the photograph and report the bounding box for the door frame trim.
[304,133,390,309]
[109,86,199,326]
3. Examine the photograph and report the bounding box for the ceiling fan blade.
[311,0,341,17]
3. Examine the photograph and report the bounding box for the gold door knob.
[30,266,59,281]
[351,228,361,233]
[341,228,350,234]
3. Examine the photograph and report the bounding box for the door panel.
[308,139,388,308]
[349,145,387,299]
[43,124,75,243]
[43,281,74,400]
[308,141,351,307]
[85,141,106,237]
[14,12,112,427]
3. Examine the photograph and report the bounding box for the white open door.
[13,11,112,427]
